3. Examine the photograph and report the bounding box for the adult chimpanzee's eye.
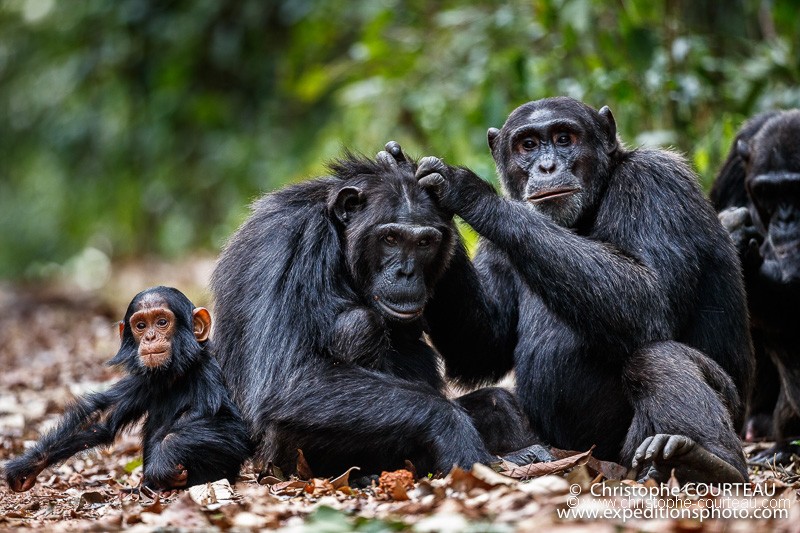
[521,138,537,151]
[157,318,168,327]
[555,133,572,146]
[383,234,397,246]
[417,238,430,247]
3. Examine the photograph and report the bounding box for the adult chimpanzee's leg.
[742,330,779,441]
[456,387,539,455]
[254,367,494,478]
[751,356,800,465]
[622,341,747,483]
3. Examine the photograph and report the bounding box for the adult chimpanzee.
[210,152,541,478]
[389,97,752,483]
[4,287,250,492]
[710,109,800,463]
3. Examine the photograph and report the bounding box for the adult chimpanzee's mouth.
[375,300,424,321]
[527,187,580,204]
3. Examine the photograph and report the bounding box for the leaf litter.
[0,264,798,531]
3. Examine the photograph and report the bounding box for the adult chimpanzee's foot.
[632,434,745,484]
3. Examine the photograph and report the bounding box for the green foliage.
[1,0,799,277]
[301,506,406,533]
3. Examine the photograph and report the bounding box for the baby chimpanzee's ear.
[118,320,125,340]
[192,308,212,342]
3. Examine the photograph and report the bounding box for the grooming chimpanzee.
[710,109,800,463]
[211,152,542,478]
[4,287,249,492]
[387,96,752,483]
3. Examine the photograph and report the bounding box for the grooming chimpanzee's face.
[488,97,619,228]
[328,159,455,322]
[742,110,800,282]
[113,287,212,372]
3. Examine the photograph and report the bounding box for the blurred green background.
[1,0,799,280]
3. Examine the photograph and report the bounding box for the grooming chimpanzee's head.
[739,110,800,281]
[110,286,211,374]
[487,96,620,228]
[326,153,456,322]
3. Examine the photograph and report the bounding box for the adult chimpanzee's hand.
[415,156,496,218]
[718,206,764,275]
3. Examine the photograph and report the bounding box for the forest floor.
[0,256,798,532]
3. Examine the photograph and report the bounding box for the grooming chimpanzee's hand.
[415,156,495,217]
[718,207,764,274]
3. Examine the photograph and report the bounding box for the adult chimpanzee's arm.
[260,366,495,473]
[417,158,670,352]
[424,241,519,386]
[5,377,147,492]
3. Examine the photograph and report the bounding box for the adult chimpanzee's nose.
[396,259,415,279]
[776,204,796,223]
[538,157,556,174]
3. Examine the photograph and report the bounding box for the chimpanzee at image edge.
[711,109,800,463]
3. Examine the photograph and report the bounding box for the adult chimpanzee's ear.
[118,320,124,340]
[736,139,750,162]
[487,128,501,153]
[192,307,212,342]
[599,106,618,155]
[329,186,365,225]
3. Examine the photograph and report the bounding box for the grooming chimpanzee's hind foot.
[632,434,746,484]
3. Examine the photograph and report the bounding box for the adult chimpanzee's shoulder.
[600,148,708,237]
[617,147,698,191]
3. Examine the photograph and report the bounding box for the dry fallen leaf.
[187,479,236,507]
[502,448,594,479]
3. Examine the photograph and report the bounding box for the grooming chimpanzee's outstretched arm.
[417,158,669,352]
[5,377,147,492]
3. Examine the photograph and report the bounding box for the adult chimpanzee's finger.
[376,150,396,168]
[377,141,412,171]
[631,436,653,469]
[418,173,445,194]
[385,141,410,166]
[644,434,670,460]
[662,435,690,460]
[718,206,750,232]
[415,156,448,180]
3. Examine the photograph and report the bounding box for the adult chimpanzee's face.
[744,111,800,282]
[488,97,618,228]
[369,221,444,321]
[329,166,455,323]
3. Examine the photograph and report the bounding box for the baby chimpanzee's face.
[129,296,176,369]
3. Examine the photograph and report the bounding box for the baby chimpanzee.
[4,286,250,492]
